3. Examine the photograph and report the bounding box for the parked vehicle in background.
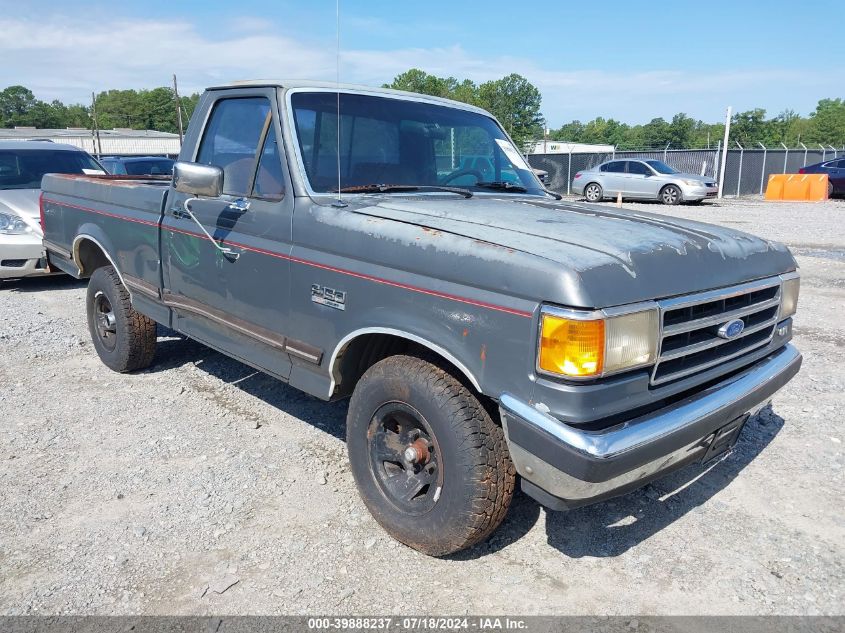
[532,167,549,184]
[572,159,718,205]
[799,158,845,197]
[99,156,175,176]
[41,80,801,556]
[0,141,103,280]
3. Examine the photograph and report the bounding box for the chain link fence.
[528,144,843,197]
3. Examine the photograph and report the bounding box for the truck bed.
[41,173,172,294]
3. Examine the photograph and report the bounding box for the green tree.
[476,74,543,145]
[806,98,845,145]
[668,113,695,147]
[730,108,768,146]
[0,85,39,126]
[383,69,456,99]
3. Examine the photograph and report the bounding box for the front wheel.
[660,184,682,205]
[584,182,603,202]
[346,355,515,556]
[86,266,157,372]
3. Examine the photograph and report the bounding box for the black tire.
[346,354,515,556]
[660,184,682,205]
[829,181,834,198]
[86,266,157,372]
[584,182,603,202]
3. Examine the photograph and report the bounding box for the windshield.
[290,92,544,195]
[0,149,102,190]
[644,160,678,175]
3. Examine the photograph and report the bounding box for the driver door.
[625,160,658,197]
[162,90,294,380]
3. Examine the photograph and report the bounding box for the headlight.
[0,212,33,235]
[779,272,800,320]
[538,305,659,379]
[681,179,702,186]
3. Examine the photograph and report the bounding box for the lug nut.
[403,446,419,463]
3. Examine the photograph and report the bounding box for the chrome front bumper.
[499,344,802,510]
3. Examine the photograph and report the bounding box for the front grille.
[1,259,27,268]
[651,278,782,385]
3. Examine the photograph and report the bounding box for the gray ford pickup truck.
[41,80,802,556]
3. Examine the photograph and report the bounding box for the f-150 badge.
[311,284,346,310]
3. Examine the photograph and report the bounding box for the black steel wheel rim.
[367,402,443,515]
[93,290,117,351]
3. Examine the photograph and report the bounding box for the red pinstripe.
[43,197,534,319]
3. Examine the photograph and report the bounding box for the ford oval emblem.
[718,318,745,339]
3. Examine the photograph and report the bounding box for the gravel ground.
[0,197,843,616]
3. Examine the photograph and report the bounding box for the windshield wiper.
[474,181,528,193]
[336,184,472,198]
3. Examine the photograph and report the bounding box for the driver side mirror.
[173,161,224,197]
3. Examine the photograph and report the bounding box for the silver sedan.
[572,159,718,205]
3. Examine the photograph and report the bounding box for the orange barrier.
[765,174,829,201]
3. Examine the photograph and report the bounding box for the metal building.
[0,126,180,157]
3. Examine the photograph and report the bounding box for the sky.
[2,0,843,127]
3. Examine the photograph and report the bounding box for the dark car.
[799,157,845,197]
[99,156,175,176]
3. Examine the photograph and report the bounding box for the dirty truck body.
[41,80,802,555]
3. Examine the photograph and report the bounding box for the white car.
[572,158,718,205]
[0,141,103,280]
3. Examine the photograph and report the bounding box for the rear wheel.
[346,354,515,556]
[660,184,682,205]
[584,182,603,202]
[86,266,157,372]
[829,181,834,198]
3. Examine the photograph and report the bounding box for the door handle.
[228,197,250,212]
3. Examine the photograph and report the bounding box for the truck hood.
[353,196,796,307]
[0,188,43,236]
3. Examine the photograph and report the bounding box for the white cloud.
[0,13,838,124]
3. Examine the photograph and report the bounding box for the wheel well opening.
[75,239,111,278]
[334,334,412,398]
[332,333,493,415]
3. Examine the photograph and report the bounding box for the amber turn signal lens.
[539,315,604,377]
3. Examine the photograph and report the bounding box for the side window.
[197,97,270,196]
[628,161,651,175]
[603,161,625,173]
[253,127,285,199]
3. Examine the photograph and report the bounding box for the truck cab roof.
[206,79,490,115]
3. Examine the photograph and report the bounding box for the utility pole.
[90,92,102,159]
[172,74,184,146]
[717,106,731,199]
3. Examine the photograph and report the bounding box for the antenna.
[332,0,347,208]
